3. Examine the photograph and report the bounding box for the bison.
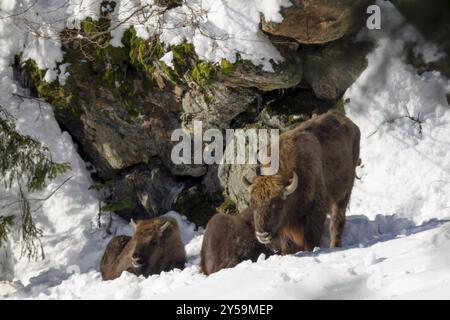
[200,208,273,275]
[100,217,186,280]
[244,110,360,254]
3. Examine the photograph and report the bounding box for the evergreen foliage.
[0,107,70,260]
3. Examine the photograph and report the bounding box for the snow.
[1,0,450,299]
[110,0,291,71]
[345,1,450,223]
[2,0,291,73]
[160,51,174,69]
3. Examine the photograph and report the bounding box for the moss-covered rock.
[182,82,258,131]
[219,41,303,91]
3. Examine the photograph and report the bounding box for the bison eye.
[149,239,157,246]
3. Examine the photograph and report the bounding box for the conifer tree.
[0,106,70,260]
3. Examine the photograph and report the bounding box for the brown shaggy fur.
[100,217,186,280]
[249,110,360,253]
[200,208,273,275]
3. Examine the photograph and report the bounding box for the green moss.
[123,27,163,76]
[191,61,216,86]
[203,94,214,106]
[159,42,196,84]
[172,42,194,67]
[335,97,346,114]
[80,17,102,35]
[24,17,238,119]
[22,59,80,117]
[219,59,236,76]
[161,63,181,83]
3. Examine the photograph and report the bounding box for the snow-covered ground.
[1,1,450,299]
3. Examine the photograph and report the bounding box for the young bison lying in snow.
[200,208,273,275]
[101,217,186,280]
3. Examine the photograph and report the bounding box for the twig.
[368,113,424,138]
[0,176,72,212]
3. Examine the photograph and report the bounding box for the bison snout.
[255,231,272,244]
[131,255,145,268]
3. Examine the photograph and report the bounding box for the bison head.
[128,218,174,276]
[244,170,298,246]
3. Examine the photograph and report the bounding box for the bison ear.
[130,219,137,231]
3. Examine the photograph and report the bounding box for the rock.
[201,165,223,195]
[262,0,373,44]
[258,87,335,130]
[220,40,303,91]
[77,87,156,176]
[302,37,373,101]
[62,77,206,178]
[218,163,257,212]
[173,184,224,227]
[111,162,184,220]
[181,82,258,131]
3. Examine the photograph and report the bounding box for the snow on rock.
[110,0,291,71]
[2,0,292,73]
[160,51,175,69]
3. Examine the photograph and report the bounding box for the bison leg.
[303,207,326,252]
[101,235,131,280]
[330,195,351,248]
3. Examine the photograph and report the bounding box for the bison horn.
[160,221,171,233]
[130,219,137,231]
[241,175,253,189]
[283,171,298,198]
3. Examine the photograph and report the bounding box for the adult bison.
[100,217,186,280]
[200,208,273,275]
[244,110,360,254]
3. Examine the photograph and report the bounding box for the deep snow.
[1,0,450,299]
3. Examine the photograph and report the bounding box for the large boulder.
[218,163,256,212]
[262,0,373,44]
[220,40,303,91]
[181,82,258,131]
[111,162,184,220]
[302,37,373,101]
[60,71,206,178]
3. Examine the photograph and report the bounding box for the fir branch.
[0,106,71,260]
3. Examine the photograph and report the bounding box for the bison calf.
[200,208,272,275]
[101,217,186,280]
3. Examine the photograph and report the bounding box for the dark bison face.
[244,172,298,245]
[129,219,172,277]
